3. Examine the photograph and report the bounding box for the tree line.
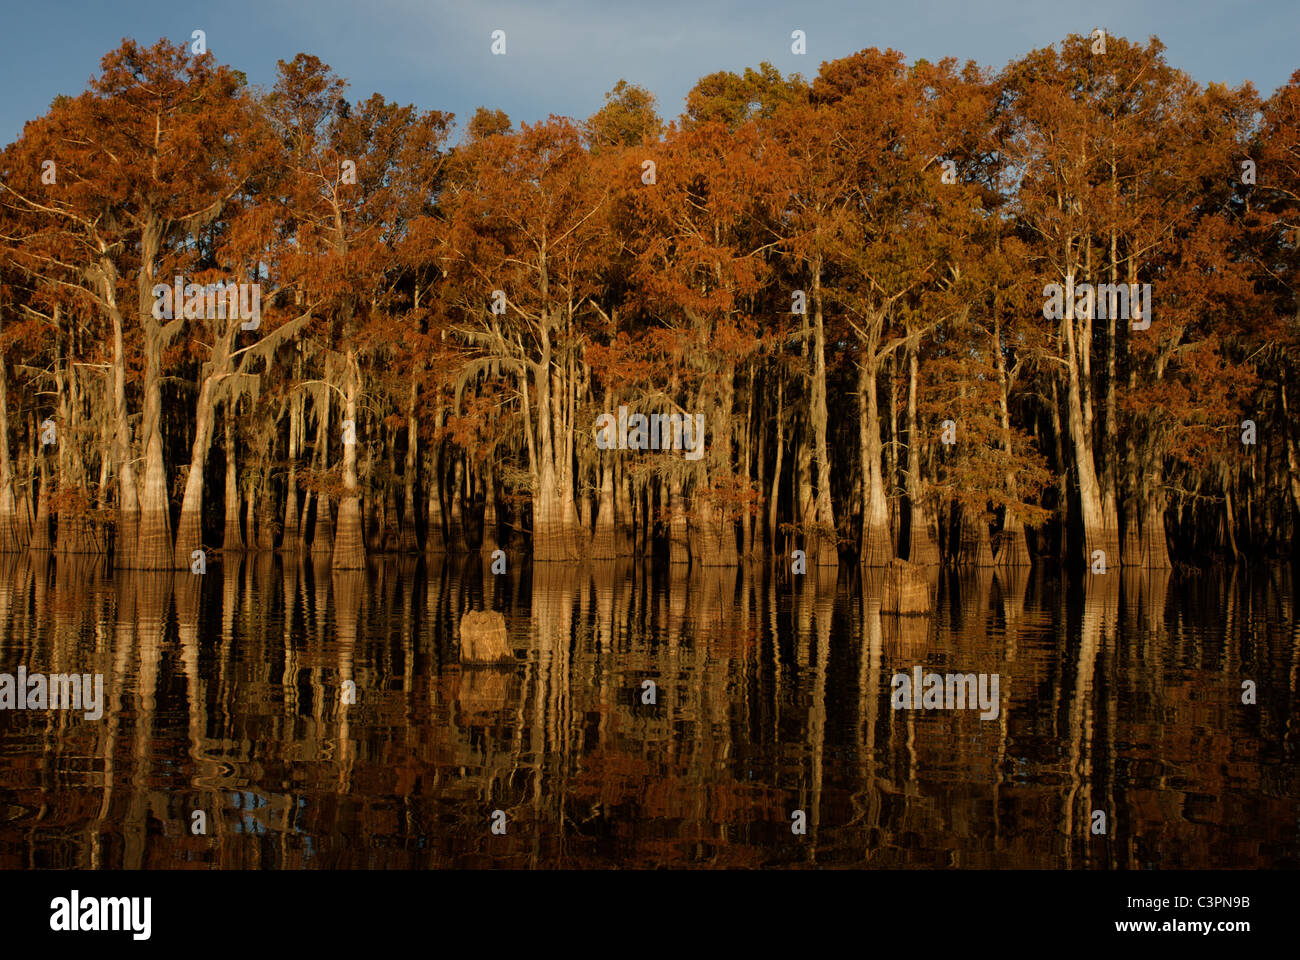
[0,33,1297,572]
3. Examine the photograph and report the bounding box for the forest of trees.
[0,32,1297,573]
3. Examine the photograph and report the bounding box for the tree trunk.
[991,316,1030,567]
[400,378,420,553]
[769,378,784,557]
[668,471,689,564]
[222,414,243,552]
[283,368,303,553]
[135,218,173,569]
[333,349,366,570]
[1061,282,1118,570]
[859,352,891,567]
[904,339,940,565]
[174,371,221,568]
[590,447,616,559]
[447,455,468,553]
[810,261,838,566]
[0,338,18,552]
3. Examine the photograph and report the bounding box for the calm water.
[0,554,1296,869]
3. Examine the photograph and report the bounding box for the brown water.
[0,555,1296,869]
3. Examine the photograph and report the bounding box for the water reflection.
[0,556,1296,869]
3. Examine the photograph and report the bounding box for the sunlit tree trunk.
[1061,270,1119,570]
[135,215,174,569]
[174,341,230,567]
[858,350,892,567]
[100,259,140,568]
[333,348,366,569]
[810,262,838,566]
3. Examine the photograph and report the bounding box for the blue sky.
[2,0,1296,147]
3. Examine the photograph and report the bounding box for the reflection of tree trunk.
[424,554,447,667]
[282,560,302,718]
[530,564,577,826]
[955,567,994,633]
[993,566,1029,661]
[90,569,136,868]
[332,570,364,794]
[1063,573,1115,866]
[855,566,884,859]
[173,570,212,824]
[805,566,835,861]
[126,573,170,866]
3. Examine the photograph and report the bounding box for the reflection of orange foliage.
[3,558,1292,870]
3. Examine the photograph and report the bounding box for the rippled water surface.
[0,555,1296,869]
